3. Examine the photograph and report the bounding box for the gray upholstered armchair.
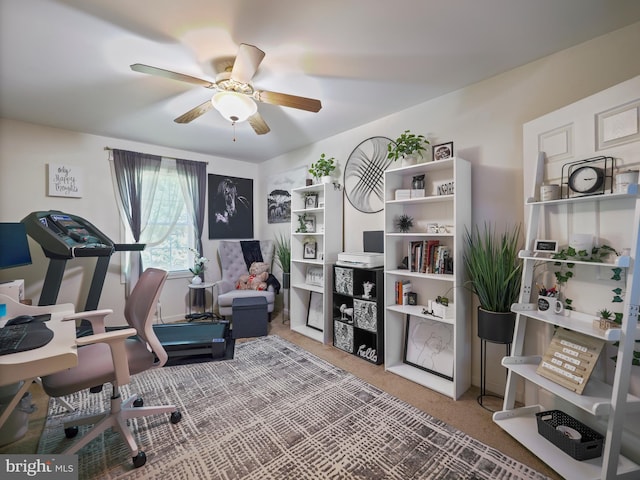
[215,240,276,319]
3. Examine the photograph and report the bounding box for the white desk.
[0,294,77,429]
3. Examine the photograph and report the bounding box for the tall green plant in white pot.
[463,223,523,344]
[274,232,291,320]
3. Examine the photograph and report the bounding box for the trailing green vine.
[550,244,619,311]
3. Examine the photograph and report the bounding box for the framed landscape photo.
[303,240,317,259]
[432,142,454,161]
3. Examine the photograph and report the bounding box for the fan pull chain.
[232,121,237,142]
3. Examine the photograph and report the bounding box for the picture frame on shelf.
[403,316,454,381]
[432,142,454,161]
[304,215,316,233]
[305,266,323,286]
[305,192,319,209]
[306,291,324,331]
[303,240,317,259]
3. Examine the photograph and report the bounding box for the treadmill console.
[22,210,114,259]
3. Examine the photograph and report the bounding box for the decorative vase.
[412,174,425,190]
[477,307,516,344]
[321,175,332,184]
[402,154,419,167]
[191,275,202,285]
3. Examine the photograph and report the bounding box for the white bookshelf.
[289,183,343,344]
[383,157,471,399]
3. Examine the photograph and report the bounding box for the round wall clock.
[344,136,394,213]
[568,165,604,195]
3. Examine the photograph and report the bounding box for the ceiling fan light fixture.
[211,91,257,123]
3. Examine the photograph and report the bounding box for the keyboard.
[0,324,29,354]
[0,322,54,356]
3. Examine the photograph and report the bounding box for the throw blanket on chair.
[240,241,281,294]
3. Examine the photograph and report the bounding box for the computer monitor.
[0,222,32,269]
[363,230,384,253]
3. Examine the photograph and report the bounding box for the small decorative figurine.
[362,281,374,299]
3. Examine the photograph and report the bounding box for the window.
[138,160,195,274]
[112,148,207,286]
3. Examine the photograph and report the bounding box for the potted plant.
[387,130,429,165]
[395,214,414,233]
[309,153,336,183]
[463,223,523,343]
[188,247,209,284]
[274,232,291,288]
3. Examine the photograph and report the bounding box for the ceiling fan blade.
[131,63,215,89]
[254,90,322,113]
[248,112,270,135]
[174,100,213,124]
[230,44,265,84]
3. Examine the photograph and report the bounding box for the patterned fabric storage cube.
[354,299,377,332]
[334,267,354,295]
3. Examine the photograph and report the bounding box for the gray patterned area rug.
[38,335,548,479]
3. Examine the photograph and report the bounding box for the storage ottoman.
[232,296,268,339]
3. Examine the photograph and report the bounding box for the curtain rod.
[104,147,209,164]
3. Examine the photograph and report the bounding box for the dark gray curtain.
[113,149,161,241]
[176,158,207,260]
[112,149,161,292]
[176,158,207,307]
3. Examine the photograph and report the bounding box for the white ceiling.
[1,0,639,163]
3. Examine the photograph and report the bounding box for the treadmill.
[21,210,143,310]
[22,210,233,360]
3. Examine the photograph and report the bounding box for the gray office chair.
[215,240,275,318]
[40,268,181,468]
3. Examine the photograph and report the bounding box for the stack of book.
[409,241,453,274]
[394,280,412,305]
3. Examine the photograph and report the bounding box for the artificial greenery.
[597,308,614,319]
[551,244,618,309]
[395,214,414,233]
[463,223,523,313]
[188,248,209,275]
[387,130,429,162]
[296,213,308,233]
[308,153,336,179]
[274,232,291,274]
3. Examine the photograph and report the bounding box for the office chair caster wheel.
[64,426,79,438]
[133,398,144,407]
[132,451,146,468]
[170,411,182,424]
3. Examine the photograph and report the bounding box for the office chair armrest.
[63,309,114,334]
[75,327,137,386]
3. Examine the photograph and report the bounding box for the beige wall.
[261,22,640,393]
[0,120,258,324]
[1,21,639,392]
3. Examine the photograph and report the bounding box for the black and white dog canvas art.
[208,174,253,239]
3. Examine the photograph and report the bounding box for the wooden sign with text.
[536,328,604,394]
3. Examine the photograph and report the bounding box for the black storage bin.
[231,297,268,339]
[535,410,604,461]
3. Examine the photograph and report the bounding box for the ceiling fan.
[130,43,322,135]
